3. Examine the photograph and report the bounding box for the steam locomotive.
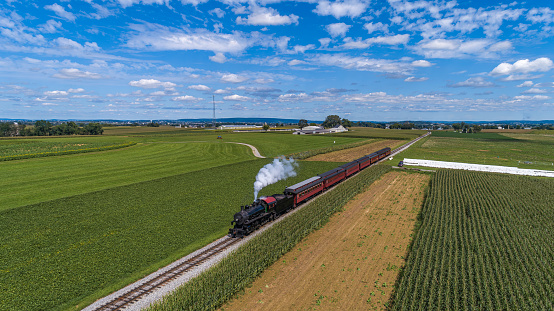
[229,147,391,238]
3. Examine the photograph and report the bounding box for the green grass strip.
[0,142,137,161]
[148,164,391,311]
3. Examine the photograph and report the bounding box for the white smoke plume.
[254,157,298,200]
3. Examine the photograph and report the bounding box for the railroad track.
[93,236,241,311]
[391,131,430,156]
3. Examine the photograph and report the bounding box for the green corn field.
[391,170,554,310]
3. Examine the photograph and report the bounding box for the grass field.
[399,131,554,171]
[0,159,341,311]
[391,170,554,310]
[0,137,130,157]
[0,142,257,211]
[333,128,427,140]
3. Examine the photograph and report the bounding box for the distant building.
[218,124,263,130]
[302,125,323,131]
[293,124,348,135]
[329,125,348,133]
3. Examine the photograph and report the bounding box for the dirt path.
[220,171,430,311]
[305,140,404,162]
[225,142,266,158]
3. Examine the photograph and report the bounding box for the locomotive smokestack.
[253,157,298,200]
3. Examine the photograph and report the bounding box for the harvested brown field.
[304,139,404,162]
[220,171,430,311]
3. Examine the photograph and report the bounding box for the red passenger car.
[356,155,372,170]
[339,160,360,177]
[318,168,346,189]
[284,176,323,207]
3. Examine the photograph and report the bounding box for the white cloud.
[313,0,369,19]
[288,59,305,66]
[319,38,332,48]
[88,3,114,19]
[224,94,250,101]
[188,84,210,91]
[522,88,547,94]
[55,38,100,52]
[209,8,225,18]
[129,79,177,89]
[172,95,201,101]
[292,44,316,54]
[526,7,554,24]
[340,34,409,49]
[490,58,554,76]
[209,52,227,63]
[314,54,409,74]
[221,74,248,83]
[326,23,351,37]
[44,4,76,22]
[38,19,63,33]
[517,81,534,87]
[416,38,512,59]
[52,68,103,79]
[44,90,69,96]
[116,0,169,8]
[449,77,496,88]
[514,95,550,100]
[405,76,428,82]
[68,88,85,93]
[412,60,432,67]
[214,88,231,94]
[278,93,309,102]
[236,6,299,26]
[254,78,274,84]
[126,24,252,53]
[364,22,388,34]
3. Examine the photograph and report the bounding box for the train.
[229,147,391,238]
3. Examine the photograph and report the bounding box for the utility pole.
[213,95,216,130]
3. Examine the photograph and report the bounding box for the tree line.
[0,121,103,137]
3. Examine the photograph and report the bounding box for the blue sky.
[1,0,554,121]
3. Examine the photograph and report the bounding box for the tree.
[298,119,308,129]
[0,122,16,137]
[309,122,317,126]
[262,124,270,131]
[33,120,52,136]
[473,125,482,133]
[83,123,103,135]
[342,119,352,127]
[322,115,341,128]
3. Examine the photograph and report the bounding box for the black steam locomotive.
[228,147,391,238]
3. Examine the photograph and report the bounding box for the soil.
[220,171,430,311]
[305,140,404,162]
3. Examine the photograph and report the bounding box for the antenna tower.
[213,95,216,129]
